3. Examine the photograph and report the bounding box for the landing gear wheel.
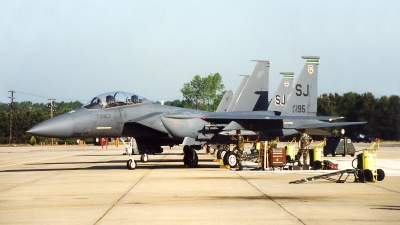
[217,150,227,160]
[209,147,215,154]
[184,148,198,167]
[377,169,385,181]
[223,151,238,167]
[363,169,373,182]
[140,154,148,163]
[127,159,137,170]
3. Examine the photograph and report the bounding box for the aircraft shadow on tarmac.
[0,159,222,173]
[370,205,400,211]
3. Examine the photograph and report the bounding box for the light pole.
[8,90,15,146]
[48,98,56,145]
[341,129,347,156]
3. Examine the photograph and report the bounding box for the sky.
[1,0,399,104]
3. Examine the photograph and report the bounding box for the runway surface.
[0,142,399,224]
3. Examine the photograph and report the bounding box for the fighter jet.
[27,56,366,170]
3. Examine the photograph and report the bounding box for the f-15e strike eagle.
[27,56,366,170]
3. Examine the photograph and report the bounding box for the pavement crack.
[236,172,306,225]
[93,168,152,225]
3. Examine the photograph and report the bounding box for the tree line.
[0,101,83,145]
[317,92,400,141]
[1,81,399,144]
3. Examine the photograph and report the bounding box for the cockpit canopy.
[84,91,148,109]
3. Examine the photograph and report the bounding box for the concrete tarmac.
[0,142,399,224]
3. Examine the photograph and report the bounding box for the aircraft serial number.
[292,105,306,113]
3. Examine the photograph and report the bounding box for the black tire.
[223,151,237,167]
[184,149,198,167]
[313,160,323,170]
[209,147,215,154]
[127,159,137,170]
[140,154,148,163]
[377,169,385,181]
[332,152,336,157]
[356,170,365,182]
[217,150,227,159]
[363,169,373,182]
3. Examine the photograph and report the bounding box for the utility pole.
[8,90,15,146]
[48,98,56,145]
[195,94,199,110]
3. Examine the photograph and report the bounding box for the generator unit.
[353,139,385,182]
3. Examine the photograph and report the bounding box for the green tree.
[164,99,183,107]
[30,136,36,146]
[181,73,225,111]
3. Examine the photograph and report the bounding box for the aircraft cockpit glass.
[84,91,148,109]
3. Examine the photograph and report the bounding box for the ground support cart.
[308,140,326,170]
[283,138,297,170]
[352,139,385,182]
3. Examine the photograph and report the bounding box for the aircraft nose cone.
[27,114,73,138]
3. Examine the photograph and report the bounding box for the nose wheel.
[127,158,137,170]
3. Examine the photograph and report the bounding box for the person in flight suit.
[296,129,313,166]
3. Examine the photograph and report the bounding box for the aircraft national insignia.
[284,79,289,87]
[308,65,314,74]
[256,70,264,79]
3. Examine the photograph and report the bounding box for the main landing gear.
[183,145,199,167]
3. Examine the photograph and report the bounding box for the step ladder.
[289,169,363,184]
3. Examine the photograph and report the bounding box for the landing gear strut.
[120,137,150,170]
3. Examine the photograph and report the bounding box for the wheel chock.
[220,165,231,169]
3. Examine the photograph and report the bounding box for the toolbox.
[268,148,286,169]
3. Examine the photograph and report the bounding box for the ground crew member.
[296,129,313,166]
[236,130,244,171]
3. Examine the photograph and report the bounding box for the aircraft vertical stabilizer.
[216,90,233,112]
[231,60,270,111]
[281,56,319,117]
[226,75,250,111]
[268,72,294,112]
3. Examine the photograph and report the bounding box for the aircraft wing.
[163,111,344,121]
[199,112,345,121]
